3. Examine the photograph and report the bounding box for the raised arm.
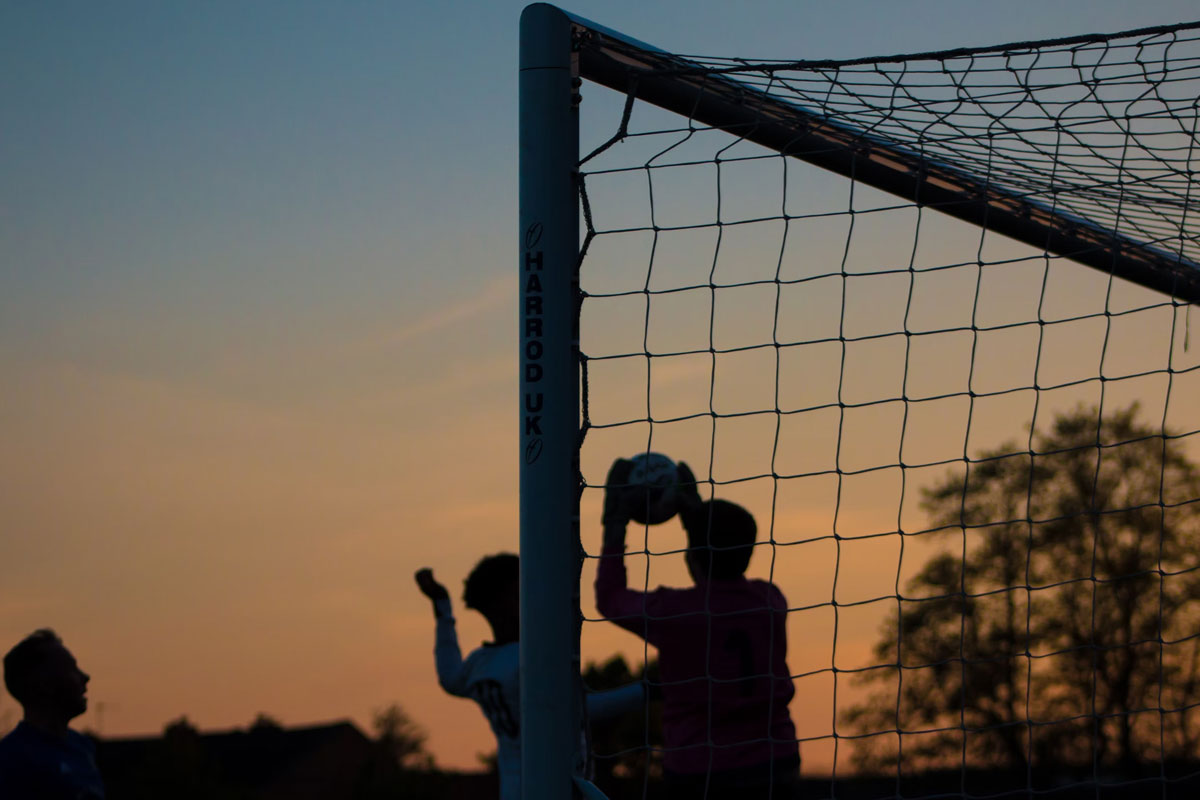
[595,459,638,622]
[585,681,647,723]
[595,460,705,628]
[414,568,471,697]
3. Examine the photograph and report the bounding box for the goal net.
[520,6,1200,798]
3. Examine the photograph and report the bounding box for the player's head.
[464,553,520,634]
[3,629,90,720]
[682,500,757,581]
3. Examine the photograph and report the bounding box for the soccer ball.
[627,452,679,525]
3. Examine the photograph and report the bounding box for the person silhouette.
[415,554,641,800]
[596,459,800,798]
[0,629,104,799]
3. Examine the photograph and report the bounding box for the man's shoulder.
[641,584,708,614]
[0,724,48,785]
[697,577,789,610]
[65,729,96,755]
[0,727,104,800]
[462,641,519,677]
[0,724,96,763]
[0,723,37,758]
[0,725,17,747]
[747,577,788,603]
[611,579,787,614]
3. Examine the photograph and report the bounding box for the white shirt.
[433,598,522,800]
[431,598,643,800]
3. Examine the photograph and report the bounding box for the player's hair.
[464,553,520,613]
[683,500,757,580]
[4,628,63,705]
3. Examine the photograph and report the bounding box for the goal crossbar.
[568,11,1200,304]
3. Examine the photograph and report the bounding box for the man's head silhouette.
[4,629,90,732]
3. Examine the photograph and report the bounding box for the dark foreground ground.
[598,767,1200,800]
[95,725,1200,799]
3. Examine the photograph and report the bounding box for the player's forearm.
[602,519,628,553]
[432,596,453,619]
[429,594,452,619]
[597,521,629,594]
[595,522,638,620]
[586,681,646,722]
[433,600,469,695]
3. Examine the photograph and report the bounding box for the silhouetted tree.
[139,715,225,799]
[476,749,498,773]
[249,712,283,733]
[844,405,1200,776]
[372,702,433,770]
[354,702,444,799]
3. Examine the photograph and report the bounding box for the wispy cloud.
[367,274,513,352]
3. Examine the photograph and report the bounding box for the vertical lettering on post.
[522,222,545,464]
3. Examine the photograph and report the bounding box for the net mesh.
[677,26,1200,272]
[573,20,1200,799]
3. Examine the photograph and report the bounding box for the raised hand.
[414,568,450,603]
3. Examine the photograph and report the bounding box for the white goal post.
[519,6,582,800]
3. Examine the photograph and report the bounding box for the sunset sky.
[3,0,1198,774]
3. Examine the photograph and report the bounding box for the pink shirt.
[596,545,798,775]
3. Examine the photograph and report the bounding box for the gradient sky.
[2,0,1198,773]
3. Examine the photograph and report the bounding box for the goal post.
[520,4,1200,798]
[518,5,582,800]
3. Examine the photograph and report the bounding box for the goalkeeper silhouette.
[415,554,640,800]
[595,459,800,798]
